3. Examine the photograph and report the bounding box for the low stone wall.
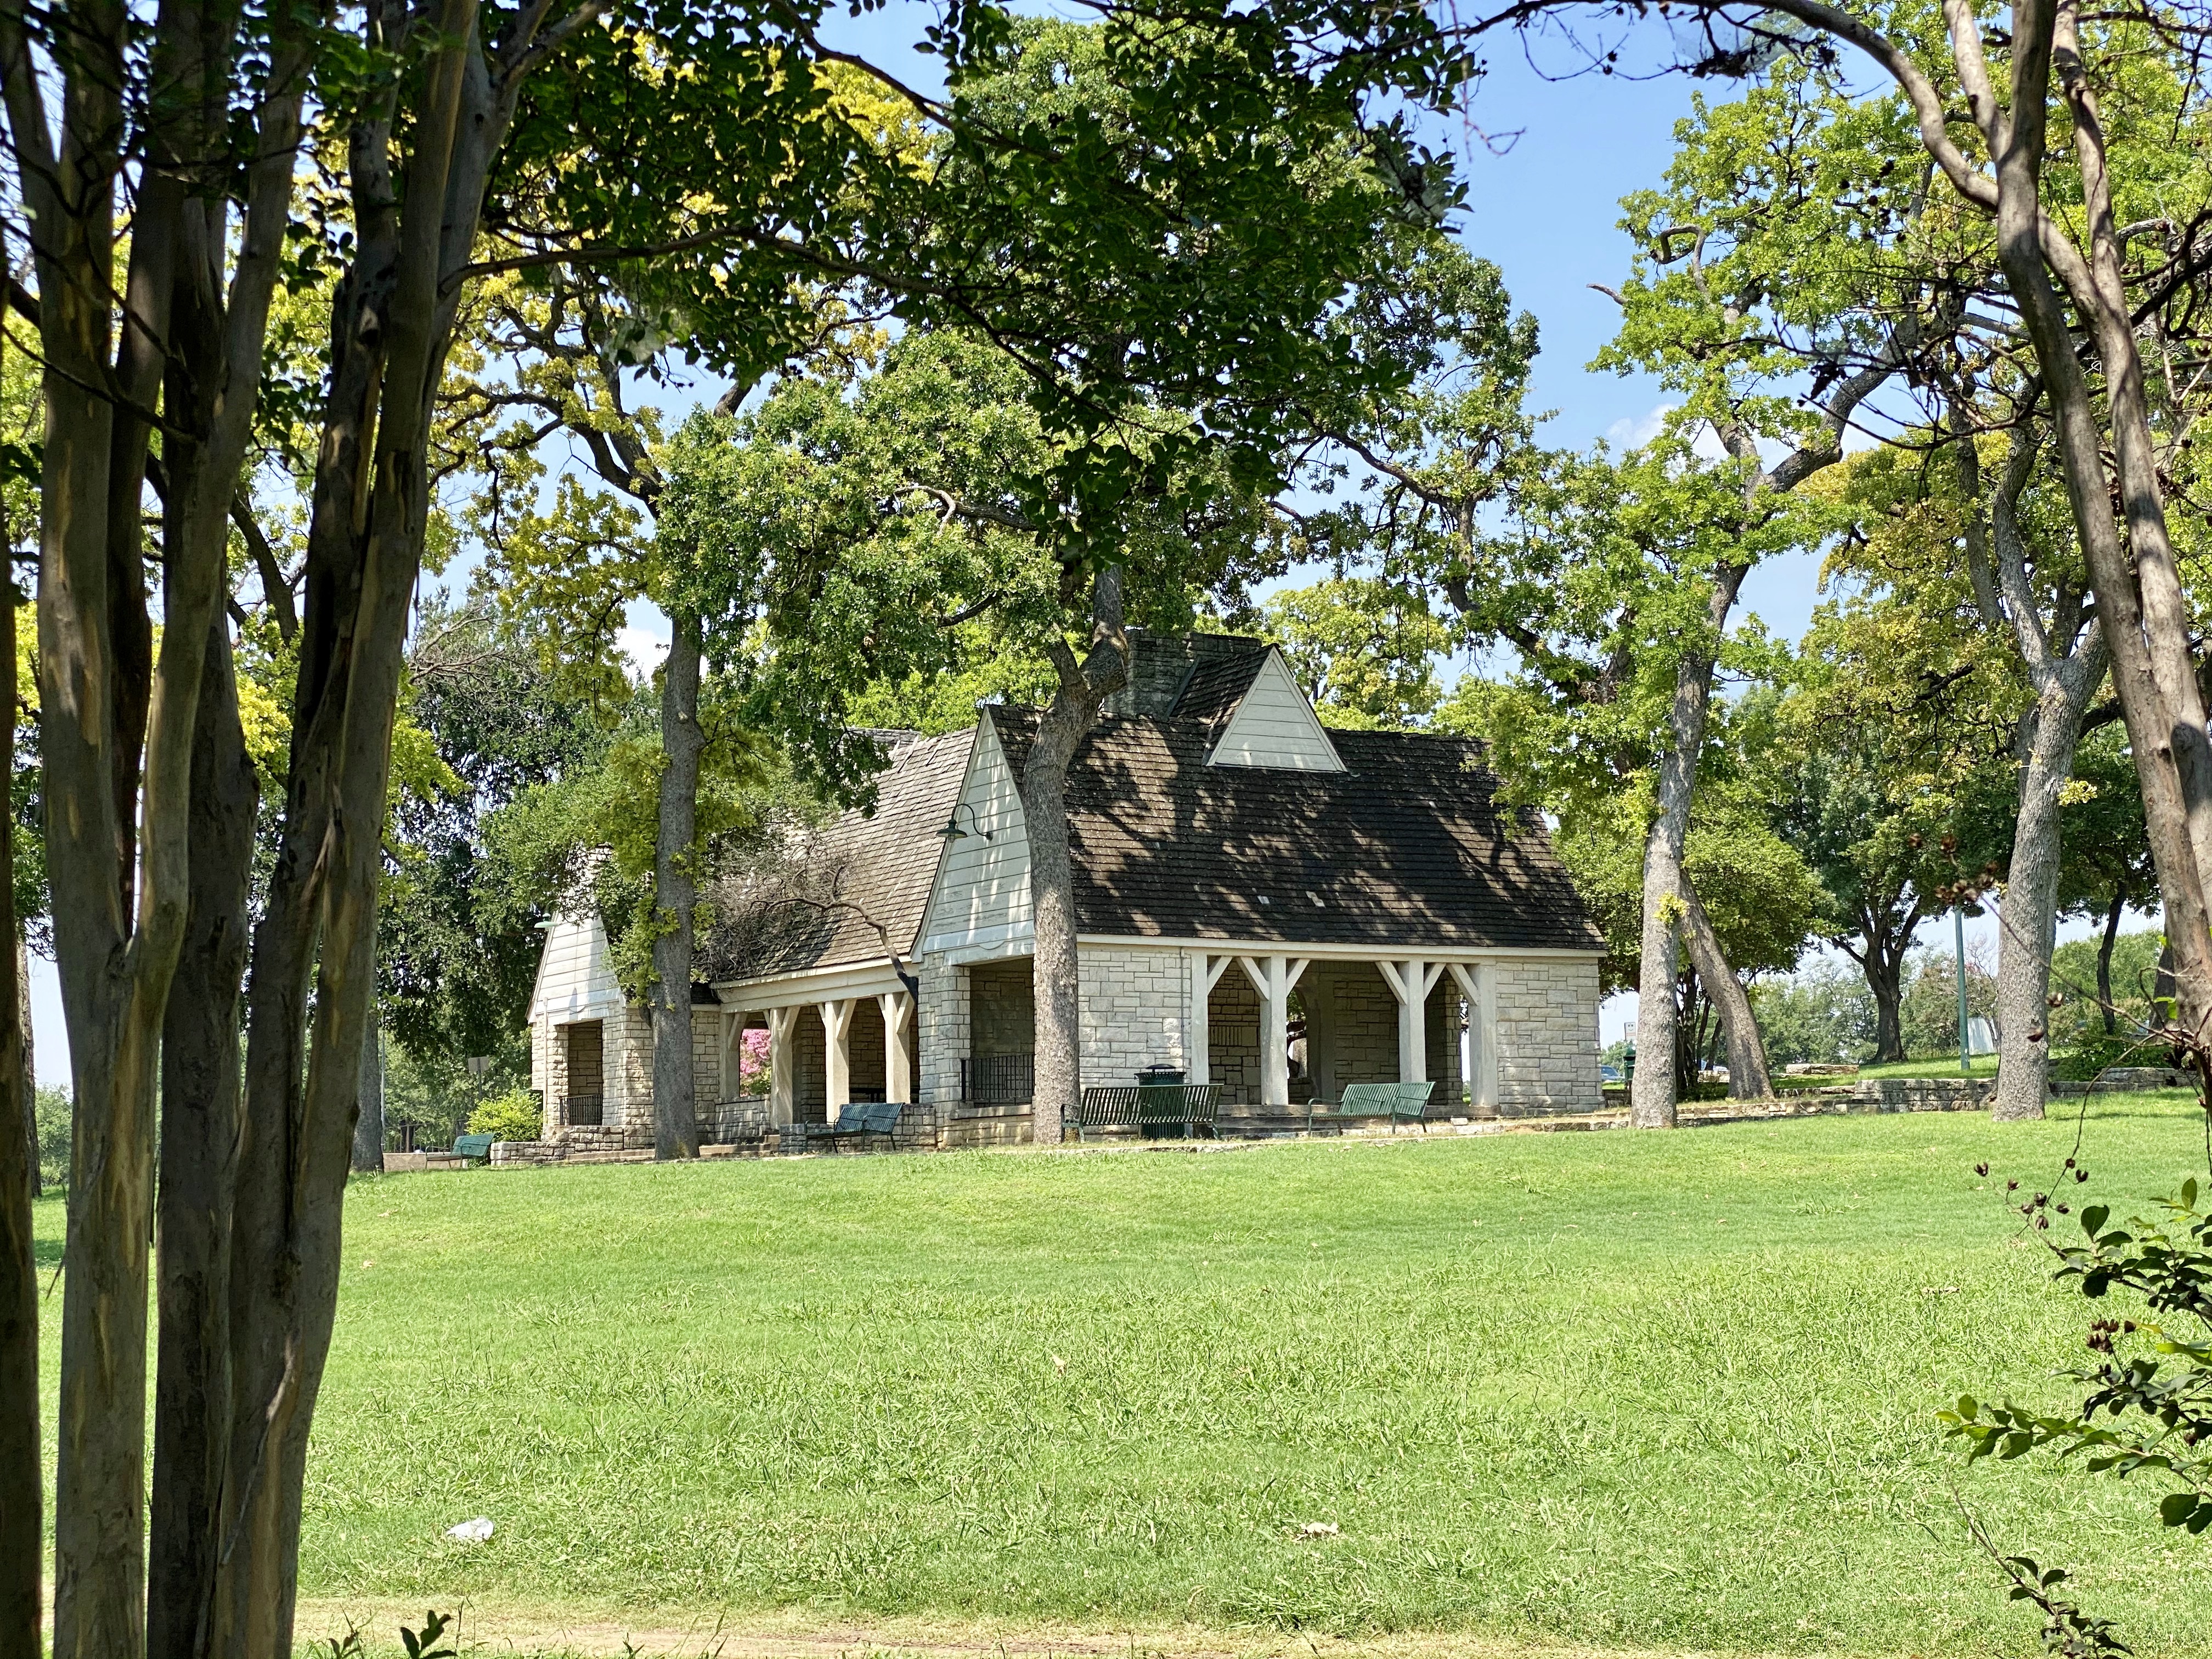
[1852,1076,1995,1112]
[945,1101,1032,1149]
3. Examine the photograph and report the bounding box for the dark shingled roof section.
[1168,646,1269,732]
[1104,631,1268,719]
[707,727,972,980]
[990,708,1602,951]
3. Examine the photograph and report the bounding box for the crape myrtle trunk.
[148,612,257,1658]
[353,1012,386,1173]
[652,608,704,1160]
[1020,569,1128,1147]
[0,585,38,1658]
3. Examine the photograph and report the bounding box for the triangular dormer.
[1203,646,1345,772]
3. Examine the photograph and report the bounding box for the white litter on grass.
[1296,1522,1339,1539]
[445,1517,494,1543]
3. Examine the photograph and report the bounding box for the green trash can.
[1137,1065,1186,1138]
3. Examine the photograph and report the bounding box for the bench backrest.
[850,1101,905,1133]
[1337,1082,1435,1117]
[1337,1083,1398,1115]
[1077,1084,1220,1124]
[452,1133,495,1158]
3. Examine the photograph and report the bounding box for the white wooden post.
[1378,958,1443,1085]
[767,1007,797,1126]
[1239,954,1309,1106]
[1448,963,1500,1114]
[879,989,913,1103]
[1187,953,1233,1084]
[821,998,856,1122]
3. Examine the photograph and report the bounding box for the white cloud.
[618,624,669,677]
[1605,401,1678,449]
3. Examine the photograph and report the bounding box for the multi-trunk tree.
[1445,0,2212,1062]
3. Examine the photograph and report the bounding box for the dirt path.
[291,1601,1780,1659]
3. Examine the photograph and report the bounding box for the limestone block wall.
[1300,962,1398,1097]
[1425,981,1465,1108]
[1203,965,1261,1104]
[1079,944,1188,1089]
[916,954,969,1107]
[969,960,1034,1057]
[1494,956,1601,1114]
[690,1013,723,1104]
[790,1008,826,1120]
[847,998,887,1096]
[611,1003,653,1129]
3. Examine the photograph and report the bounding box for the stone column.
[915,955,968,1107]
[880,990,913,1103]
[1187,952,1232,1085]
[768,1006,797,1126]
[821,998,856,1121]
[1380,958,1440,1085]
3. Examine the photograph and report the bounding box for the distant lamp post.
[937,802,992,842]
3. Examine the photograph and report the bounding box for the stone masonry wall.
[969,960,1034,1057]
[1301,962,1398,1096]
[1425,980,1465,1109]
[691,1013,722,1104]
[1494,956,1601,1114]
[1204,964,1261,1104]
[1079,944,1188,1090]
[611,1003,653,1129]
[791,1008,826,1119]
[916,954,969,1107]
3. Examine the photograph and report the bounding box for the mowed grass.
[33,1098,2212,1654]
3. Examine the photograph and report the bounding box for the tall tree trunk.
[211,13,516,1645]
[1020,570,1127,1147]
[148,613,256,1659]
[1959,409,2108,1124]
[1863,931,1911,1063]
[1681,882,1774,1098]
[1630,623,1723,1130]
[1992,688,2091,1121]
[2097,882,2126,1034]
[1951,0,2212,1042]
[352,1013,385,1173]
[0,582,37,1659]
[18,938,31,1199]
[652,608,703,1160]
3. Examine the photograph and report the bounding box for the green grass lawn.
[32,1098,2212,1655]
[1854,1055,2001,1080]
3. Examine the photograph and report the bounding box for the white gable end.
[529,908,624,1026]
[918,719,1033,955]
[1209,647,1345,772]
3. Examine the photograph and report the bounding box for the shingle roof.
[703,727,971,980]
[1170,647,1269,732]
[1103,630,1268,719]
[989,708,1601,951]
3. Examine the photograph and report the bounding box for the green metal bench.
[1071,1084,1221,1142]
[820,1100,906,1148]
[1318,1081,1435,1130]
[450,1132,496,1161]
